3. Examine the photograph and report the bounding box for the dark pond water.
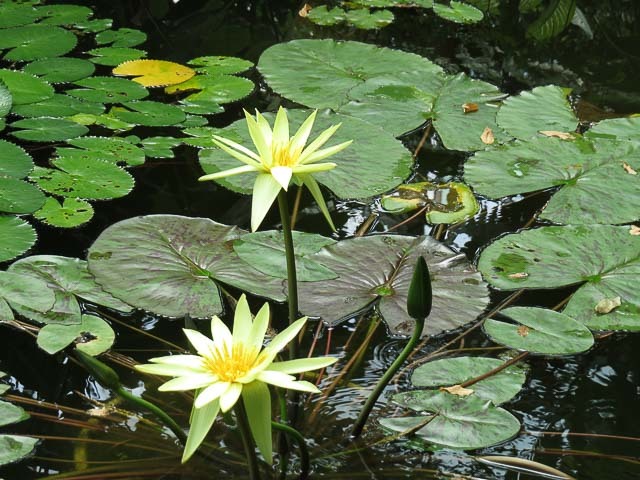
[1,1,639,479]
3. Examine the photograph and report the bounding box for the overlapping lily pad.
[0,82,10,121]
[478,225,640,331]
[11,94,104,118]
[66,136,146,166]
[0,140,32,178]
[0,270,55,322]
[36,4,93,26]
[111,100,186,126]
[37,314,115,355]
[0,177,45,214]
[10,117,88,142]
[165,74,254,104]
[0,400,28,427]
[23,58,95,84]
[87,215,288,319]
[432,1,484,23]
[297,234,489,336]
[88,46,146,66]
[585,116,640,144]
[0,69,53,105]
[34,197,94,228]
[67,76,148,104]
[0,217,36,263]
[113,59,195,87]
[96,28,146,48]
[0,3,41,29]
[0,435,38,467]
[0,25,77,61]
[188,55,253,75]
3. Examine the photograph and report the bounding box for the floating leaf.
[0,400,28,427]
[37,314,115,355]
[478,225,640,331]
[36,4,92,26]
[95,28,146,48]
[199,109,412,200]
[485,307,594,354]
[465,136,640,224]
[23,57,95,84]
[34,197,94,228]
[0,217,36,263]
[497,85,578,141]
[66,136,146,167]
[67,76,148,104]
[0,69,53,105]
[345,8,395,29]
[0,435,38,467]
[475,456,576,480]
[411,356,526,404]
[113,59,196,87]
[0,140,32,178]
[0,177,45,214]
[11,94,104,118]
[0,3,41,29]
[432,1,484,23]
[87,215,288,319]
[111,100,186,126]
[381,392,520,449]
[0,270,55,321]
[527,0,576,41]
[585,117,640,144]
[306,6,346,26]
[297,235,488,336]
[165,74,254,104]
[187,56,254,75]
[140,136,181,158]
[234,231,337,282]
[10,117,88,142]
[0,25,77,61]
[179,99,223,116]
[88,46,146,66]
[30,156,134,200]
[0,81,11,118]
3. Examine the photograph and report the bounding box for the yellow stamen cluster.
[272,141,300,168]
[205,344,259,382]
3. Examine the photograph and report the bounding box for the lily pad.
[234,231,338,282]
[30,156,134,200]
[23,57,95,84]
[465,136,640,224]
[0,400,28,427]
[87,46,146,66]
[67,76,148,104]
[0,217,37,263]
[411,356,527,405]
[344,8,395,29]
[34,197,94,228]
[0,177,45,214]
[140,136,181,158]
[585,116,640,144]
[113,59,196,87]
[37,314,115,355]
[165,74,254,104]
[497,85,578,141]
[381,392,520,449]
[36,4,92,26]
[0,435,38,467]
[0,140,32,178]
[10,117,88,142]
[0,270,55,322]
[306,6,346,26]
[0,3,41,29]
[8,255,132,326]
[111,100,186,126]
[0,25,77,61]
[10,94,104,118]
[0,69,53,105]
[297,234,489,336]
[66,136,146,167]
[0,82,11,118]
[87,215,287,319]
[95,28,147,48]
[478,225,640,331]
[432,1,484,23]
[484,307,594,354]
[188,55,253,75]
[199,109,413,200]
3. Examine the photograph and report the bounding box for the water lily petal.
[257,370,320,393]
[268,356,338,374]
[212,134,262,163]
[219,382,243,412]
[292,162,336,174]
[232,294,252,344]
[260,317,307,364]
[211,315,232,348]
[250,173,282,232]
[297,123,341,164]
[194,381,231,408]
[290,109,317,156]
[158,373,218,391]
[148,355,205,366]
[245,109,272,166]
[270,166,293,190]
[242,381,273,464]
[183,328,216,357]
[198,164,259,182]
[248,302,270,351]
[182,398,220,463]
[300,174,336,231]
[136,362,206,377]
[272,107,289,147]
[210,136,262,169]
[301,140,353,165]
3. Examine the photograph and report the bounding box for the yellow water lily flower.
[136,294,336,463]
[199,107,352,231]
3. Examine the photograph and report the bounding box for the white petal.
[260,317,307,364]
[292,162,336,174]
[219,383,243,412]
[136,362,205,377]
[250,173,281,232]
[300,174,336,231]
[210,136,263,169]
[268,356,337,374]
[257,370,320,393]
[194,381,231,408]
[245,109,272,165]
[232,294,252,345]
[270,166,293,190]
[158,373,218,392]
[300,140,352,165]
[272,107,290,146]
[289,110,317,155]
[182,398,219,463]
[198,164,258,182]
[149,355,205,366]
[242,381,272,464]
[297,123,341,164]
[248,302,270,351]
[212,134,262,163]
[183,328,215,357]
[210,316,232,348]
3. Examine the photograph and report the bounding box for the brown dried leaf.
[630,225,640,236]
[481,126,495,145]
[622,162,637,175]
[441,384,474,397]
[298,4,312,17]
[595,296,621,314]
[539,130,574,140]
[508,272,528,279]
[517,325,530,337]
[462,103,479,114]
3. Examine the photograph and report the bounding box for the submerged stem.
[272,421,310,480]
[235,400,262,480]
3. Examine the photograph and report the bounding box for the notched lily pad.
[0,140,32,178]
[0,69,54,105]
[66,136,146,167]
[113,59,195,87]
[111,100,186,126]
[0,177,46,214]
[0,24,77,61]
[37,314,115,355]
[23,57,95,84]
[0,217,37,263]
[67,76,148,104]
[0,270,55,322]
[34,197,94,228]
[10,117,88,142]
[0,435,38,467]
[88,46,146,66]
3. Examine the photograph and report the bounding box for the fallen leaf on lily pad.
[480,126,494,144]
[517,325,530,337]
[462,102,478,113]
[630,225,640,236]
[113,59,195,87]
[539,130,574,140]
[441,384,474,397]
[623,162,637,175]
[508,272,528,279]
[299,4,312,17]
[594,296,621,314]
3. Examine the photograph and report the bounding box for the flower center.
[206,343,259,382]
[272,141,301,168]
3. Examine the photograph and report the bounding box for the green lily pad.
[0,140,32,178]
[30,156,134,200]
[165,74,254,105]
[37,314,115,355]
[179,99,224,116]
[95,28,147,48]
[178,114,208,128]
[381,181,479,224]
[8,255,132,326]
[307,6,346,26]
[0,400,28,427]
[87,46,147,66]
[432,1,484,23]
[485,306,594,354]
[36,4,92,26]
[0,435,38,467]
[381,392,520,449]
[0,69,53,105]
[66,136,146,167]
[10,117,88,142]
[67,76,148,104]
[0,177,45,214]
[478,225,640,331]
[585,116,640,144]
[34,197,94,228]
[0,82,11,118]
[0,270,55,322]
[111,100,186,126]
[411,356,527,405]
[10,94,104,118]
[345,8,395,29]
[0,25,77,61]
[0,217,36,263]
[465,136,640,224]
[187,55,254,75]
[0,3,41,29]
[75,17,113,33]
[87,215,288,318]
[23,57,95,84]
[497,85,578,140]
[199,109,412,200]
[297,234,489,336]
[234,231,338,282]
[140,136,181,158]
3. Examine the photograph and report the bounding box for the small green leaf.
[95,28,147,48]
[345,8,394,29]
[68,76,148,104]
[0,140,32,178]
[88,46,147,66]
[0,217,37,263]
[0,178,46,214]
[527,0,576,40]
[66,136,146,166]
[23,57,95,84]
[34,197,94,228]
[111,100,186,126]
[306,6,346,26]
[0,25,77,61]
[188,55,254,75]
[166,74,254,105]
[140,136,181,158]
[433,1,484,23]
[0,435,38,467]
[10,117,88,142]
[37,314,115,355]
[0,82,11,118]
[0,400,28,427]
[0,69,54,105]
[0,3,41,29]
[36,4,92,26]
[10,94,104,118]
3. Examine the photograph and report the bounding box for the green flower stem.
[351,315,426,438]
[271,421,310,480]
[235,400,261,480]
[277,189,299,359]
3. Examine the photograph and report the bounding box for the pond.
[0,1,639,479]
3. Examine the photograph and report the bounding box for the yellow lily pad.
[112,59,195,87]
